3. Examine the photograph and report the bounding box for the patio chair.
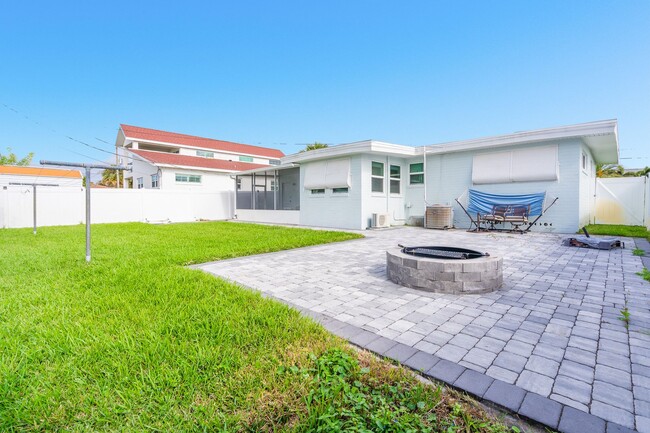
[505,205,529,233]
[481,205,509,230]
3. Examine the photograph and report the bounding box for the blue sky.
[1,1,648,166]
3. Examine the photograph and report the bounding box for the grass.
[634,248,646,256]
[582,224,650,240]
[638,268,650,283]
[0,222,515,432]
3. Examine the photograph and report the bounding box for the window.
[390,165,401,194]
[175,173,202,183]
[151,174,159,188]
[239,155,254,162]
[332,187,349,194]
[196,150,214,158]
[236,178,242,190]
[137,177,144,189]
[310,189,325,194]
[269,159,281,166]
[371,161,384,193]
[582,152,588,171]
[409,163,424,184]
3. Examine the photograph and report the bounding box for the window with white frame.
[269,159,281,166]
[137,177,144,189]
[409,163,424,184]
[332,187,349,194]
[371,161,384,193]
[151,174,159,188]
[310,188,325,195]
[239,155,254,162]
[582,152,588,172]
[196,150,214,158]
[390,165,401,194]
[175,173,202,183]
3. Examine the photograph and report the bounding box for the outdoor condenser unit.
[371,212,390,228]
[425,205,453,229]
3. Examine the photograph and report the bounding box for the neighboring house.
[115,124,284,190]
[234,120,619,233]
[0,165,83,188]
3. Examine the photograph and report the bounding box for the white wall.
[0,187,233,229]
[0,174,82,188]
[236,209,300,225]
[424,139,583,233]
[578,143,597,227]
[178,147,273,165]
[123,156,158,188]
[159,168,234,191]
[1,186,84,228]
[299,155,363,229]
[646,176,650,230]
[644,176,650,230]
[595,177,647,226]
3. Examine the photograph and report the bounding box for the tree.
[300,142,329,152]
[0,147,34,166]
[98,169,118,187]
[596,163,650,178]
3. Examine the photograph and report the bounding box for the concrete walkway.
[197,227,650,433]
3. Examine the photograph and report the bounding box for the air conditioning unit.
[425,205,453,229]
[371,212,390,228]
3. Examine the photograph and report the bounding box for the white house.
[115,124,284,191]
[234,120,619,233]
[0,165,83,188]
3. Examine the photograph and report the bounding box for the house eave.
[424,119,619,164]
[282,140,417,164]
[155,164,244,174]
[120,131,281,160]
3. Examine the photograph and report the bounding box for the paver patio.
[197,227,650,432]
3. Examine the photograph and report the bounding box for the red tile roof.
[120,124,284,159]
[129,149,271,172]
[0,165,82,179]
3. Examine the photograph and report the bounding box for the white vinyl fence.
[0,187,233,229]
[594,176,648,227]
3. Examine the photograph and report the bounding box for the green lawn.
[0,222,516,432]
[583,224,650,240]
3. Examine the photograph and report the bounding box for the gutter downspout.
[386,155,390,215]
[230,175,238,219]
[423,145,428,206]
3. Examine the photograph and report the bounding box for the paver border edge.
[322,315,638,433]
[193,264,639,433]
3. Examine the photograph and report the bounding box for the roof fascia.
[282,140,416,163]
[121,134,280,159]
[424,120,618,155]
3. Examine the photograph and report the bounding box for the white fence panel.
[1,187,233,229]
[2,187,84,229]
[646,177,650,230]
[595,177,647,226]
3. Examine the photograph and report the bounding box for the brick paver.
[197,227,650,432]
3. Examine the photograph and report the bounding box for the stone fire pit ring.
[386,247,503,294]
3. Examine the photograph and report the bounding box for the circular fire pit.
[386,246,503,294]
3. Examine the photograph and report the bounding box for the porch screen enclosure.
[236,167,300,211]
